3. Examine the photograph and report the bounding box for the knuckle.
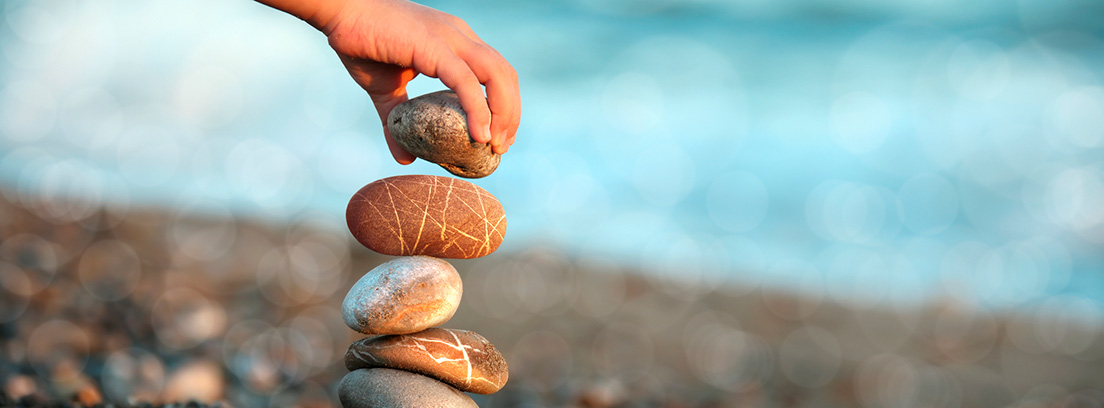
[445,14,469,29]
[506,67,519,84]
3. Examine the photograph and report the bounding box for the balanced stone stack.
[338,91,509,407]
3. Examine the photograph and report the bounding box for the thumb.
[372,93,417,165]
[383,126,417,165]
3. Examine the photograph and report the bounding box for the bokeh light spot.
[807,181,892,243]
[509,330,573,392]
[78,239,142,301]
[3,0,76,44]
[302,67,366,131]
[115,126,181,188]
[0,79,57,142]
[174,65,243,128]
[779,326,843,388]
[632,142,696,207]
[102,348,166,404]
[151,288,228,350]
[683,310,772,392]
[1049,86,1104,148]
[707,170,769,233]
[591,322,653,382]
[0,233,59,293]
[314,131,382,194]
[830,92,893,154]
[170,200,237,262]
[933,307,999,363]
[946,40,1010,101]
[897,173,959,234]
[601,72,663,135]
[570,256,627,319]
[0,262,32,322]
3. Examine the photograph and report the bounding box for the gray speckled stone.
[338,368,478,408]
[388,90,500,178]
[342,256,462,335]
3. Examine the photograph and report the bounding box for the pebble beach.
[2,190,1102,407]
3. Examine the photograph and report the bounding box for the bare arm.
[257,0,520,163]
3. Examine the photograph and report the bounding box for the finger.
[433,54,493,145]
[488,76,519,155]
[461,45,520,155]
[371,90,417,165]
[384,129,417,164]
[500,130,517,154]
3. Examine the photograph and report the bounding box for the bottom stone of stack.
[338,368,478,408]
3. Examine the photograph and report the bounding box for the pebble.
[346,175,506,259]
[388,90,500,179]
[342,256,462,335]
[338,368,478,408]
[4,375,36,400]
[345,328,508,394]
[160,360,224,403]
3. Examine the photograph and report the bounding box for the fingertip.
[384,130,417,165]
[391,146,417,164]
[471,122,491,144]
[391,144,417,164]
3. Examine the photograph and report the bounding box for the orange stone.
[345,328,509,394]
[346,175,506,259]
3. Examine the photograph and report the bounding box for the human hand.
[257,0,520,164]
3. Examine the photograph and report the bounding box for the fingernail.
[482,125,492,143]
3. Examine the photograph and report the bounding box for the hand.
[257,0,521,164]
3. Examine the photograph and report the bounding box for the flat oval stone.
[345,328,509,394]
[388,90,500,179]
[338,368,477,408]
[346,175,506,259]
[342,256,462,335]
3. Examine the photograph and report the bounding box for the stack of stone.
[337,91,509,408]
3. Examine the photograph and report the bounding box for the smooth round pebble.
[338,368,478,408]
[342,256,462,335]
[346,175,507,259]
[388,90,500,178]
[345,328,509,394]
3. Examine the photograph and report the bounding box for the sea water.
[1,0,1102,315]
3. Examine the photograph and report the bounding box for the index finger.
[433,53,494,145]
[462,44,520,154]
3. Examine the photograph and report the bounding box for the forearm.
[255,0,348,33]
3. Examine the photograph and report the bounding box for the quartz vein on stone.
[347,175,506,259]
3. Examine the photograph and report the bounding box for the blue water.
[1,0,1103,313]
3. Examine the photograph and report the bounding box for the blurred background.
[2,0,1103,406]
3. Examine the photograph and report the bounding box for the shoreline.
[1,190,1102,406]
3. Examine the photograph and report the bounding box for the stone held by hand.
[388,90,501,179]
[346,175,506,259]
[345,327,509,394]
